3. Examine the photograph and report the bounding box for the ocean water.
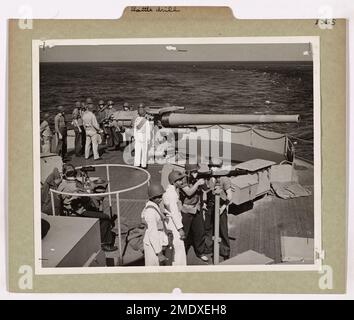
[40,61,314,161]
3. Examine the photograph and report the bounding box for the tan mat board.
[7,7,346,293]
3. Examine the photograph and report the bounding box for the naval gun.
[161,112,299,127]
[112,105,300,127]
[112,106,300,162]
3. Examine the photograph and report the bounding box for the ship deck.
[68,143,314,266]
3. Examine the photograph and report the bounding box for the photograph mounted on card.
[8,6,347,293]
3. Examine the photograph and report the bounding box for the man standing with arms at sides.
[82,99,103,161]
[72,101,85,157]
[133,104,151,168]
[40,113,52,154]
[141,183,170,266]
[96,100,108,145]
[107,100,120,151]
[162,170,187,266]
[54,105,67,161]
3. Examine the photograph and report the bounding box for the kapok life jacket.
[144,205,174,266]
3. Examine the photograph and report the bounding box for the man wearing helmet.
[203,158,233,260]
[40,113,53,154]
[141,183,170,266]
[96,100,108,145]
[106,100,122,151]
[162,170,187,265]
[72,101,85,156]
[82,98,103,160]
[57,165,82,215]
[179,162,209,262]
[54,105,68,160]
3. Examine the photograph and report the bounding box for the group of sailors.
[40,98,151,167]
[40,99,234,265]
[41,156,233,263]
[41,163,119,252]
[142,158,233,266]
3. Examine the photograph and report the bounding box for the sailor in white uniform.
[162,170,187,266]
[133,105,151,168]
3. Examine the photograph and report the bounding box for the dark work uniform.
[76,210,114,245]
[72,108,85,156]
[54,113,67,159]
[106,107,121,149]
[96,108,108,145]
[204,176,231,259]
[179,177,206,257]
[110,125,122,149]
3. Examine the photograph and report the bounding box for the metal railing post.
[50,190,56,216]
[116,192,123,265]
[213,193,220,264]
[250,127,254,146]
[106,165,113,219]
[285,134,289,157]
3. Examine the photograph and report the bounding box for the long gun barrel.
[161,113,300,127]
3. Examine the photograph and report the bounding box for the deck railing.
[49,164,151,265]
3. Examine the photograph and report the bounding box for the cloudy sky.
[40,43,313,62]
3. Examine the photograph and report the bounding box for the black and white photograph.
[34,37,320,272]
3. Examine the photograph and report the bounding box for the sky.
[40,43,313,62]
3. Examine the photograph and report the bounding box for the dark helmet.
[168,170,186,185]
[75,101,81,107]
[70,198,84,212]
[148,183,165,199]
[92,178,107,193]
[63,163,77,178]
[185,162,200,173]
[98,100,105,106]
[138,104,146,116]
[86,98,93,105]
[57,105,64,112]
[107,100,114,106]
[93,185,107,193]
[64,169,77,179]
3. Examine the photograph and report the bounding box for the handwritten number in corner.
[315,19,336,30]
